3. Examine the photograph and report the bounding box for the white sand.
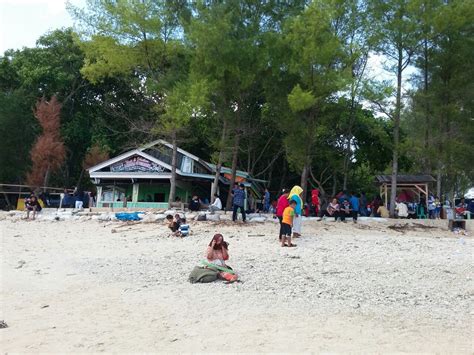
[1,212,473,353]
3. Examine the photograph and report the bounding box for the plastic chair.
[417,205,427,219]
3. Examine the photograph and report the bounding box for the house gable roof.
[89,150,173,174]
[375,174,436,184]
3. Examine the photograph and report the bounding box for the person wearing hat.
[232,183,246,222]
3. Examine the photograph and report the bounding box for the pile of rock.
[0,208,279,224]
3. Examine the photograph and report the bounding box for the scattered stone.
[155,214,166,221]
[0,320,8,328]
[206,214,220,222]
[249,217,266,223]
[15,260,26,269]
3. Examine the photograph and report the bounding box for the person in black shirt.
[189,195,201,211]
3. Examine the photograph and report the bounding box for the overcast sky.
[0,0,85,53]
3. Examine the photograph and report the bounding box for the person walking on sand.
[288,185,303,238]
[232,183,246,222]
[263,188,271,213]
[349,192,359,223]
[275,189,289,241]
[281,200,297,247]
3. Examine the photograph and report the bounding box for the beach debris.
[206,214,220,222]
[15,260,26,269]
[115,212,143,221]
[249,217,266,223]
[453,228,468,236]
[13,234,21,238]
[41,305,49,309]
[196,214,207,221]
[0,320,8,328]
[115,221,142,229]
[247,234,265,237]
[388,222,440,233]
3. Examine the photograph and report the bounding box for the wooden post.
[384,184,388,208]
[132,183,139,203]
[112,183,116,211]
[96,186,102,205]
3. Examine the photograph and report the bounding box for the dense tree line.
[0,0,472,213]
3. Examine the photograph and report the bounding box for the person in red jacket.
[311,189,320,217]
[275,189,289,241]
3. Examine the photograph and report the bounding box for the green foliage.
[0,0,471,197]
[288,85,316,113]
[0,92,37,183]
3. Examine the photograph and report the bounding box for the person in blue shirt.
[349,192,360,223]
[232,183,246,222]
[263,188,270,213]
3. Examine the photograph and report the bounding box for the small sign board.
[111,156,166,173]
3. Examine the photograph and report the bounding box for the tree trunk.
[43,165,51,189]
[278,158,287,193]
[332,174,337,197]
[225,130,241,210]
[342,137,351,191]
[301,110,316,202]
[342,97,356,190]
[168,131,178,204]
[75,169,85,191]
[389,49,403,217]
[211,120,227,203]
[423,38,431,173]
[300,160,310,204]
[436,167,442,198]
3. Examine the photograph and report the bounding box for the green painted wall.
[137,184,187,202]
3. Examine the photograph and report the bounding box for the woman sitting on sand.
[323,198,340,219]
[206,233,229,266]
[24,195,41,220]
[205,234,237,282]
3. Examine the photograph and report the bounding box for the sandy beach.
[1,211,473,353]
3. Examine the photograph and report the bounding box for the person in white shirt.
[209,194,222,213]
[396,200,409,218]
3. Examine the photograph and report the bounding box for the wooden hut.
[88,140,264,209]
[375,174,436,207]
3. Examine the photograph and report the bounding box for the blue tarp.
[115,212,143,221]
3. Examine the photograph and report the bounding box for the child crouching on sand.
[166,214,181,234]
[281,200,297,247]
[177,218,189,237]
